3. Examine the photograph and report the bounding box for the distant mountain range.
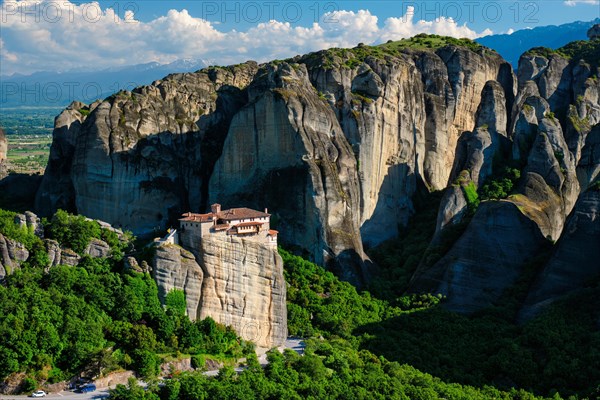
[0,59,210,108]
[476,18,600,66]
[2,18,599,108]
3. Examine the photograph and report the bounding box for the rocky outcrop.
[152,234,287,349]
[152,244,204,320]
[409,201,547,313]
[577,123,600,190]
[520,188,600,321]
[0,233,29,279]
[36,40,517,282]
[14,211,44,238]
[36,63,258,234]
[85,238,111,258]
[45,239,62,268]
[208,62,368,282]
[125,256,151,273]
[434,184,468,234]
[511,96,580,240]
[197,235,287,349]
[60,248,81,266]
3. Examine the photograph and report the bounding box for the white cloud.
[564,0,600,5]
[0,1,492,75]
[381,6,491,41]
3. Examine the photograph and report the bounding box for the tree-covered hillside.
[3,207,594,399]
[0,209,248,392]
[107,246,597,399]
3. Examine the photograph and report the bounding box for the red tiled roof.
[235,221,264,228]
[268,230,278,236]
[218,207,270,221]
[213,223,230,231]
[180,207,270,223]
[179,212,213,223]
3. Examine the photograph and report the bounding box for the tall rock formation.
[36,63,258,233]
[35,38,516,282]
[519,188,600,321]
[298,44,514,247]
[152,235,287,349]
[208,63,368,282]
[37,35,600,310]
[410,40,600,314]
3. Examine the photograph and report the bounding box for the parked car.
[31,390,47,397]
[77,384,97,393]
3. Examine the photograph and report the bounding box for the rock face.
[410,42,599,313]
[85,238,111,258]
[35,37,600,316]
[519,189,600,321]
[36,64,258,233]
[577,124,600,190]
[410,201,546,313]
[152,235,287,349]
[153,244,205,320]
[14,211,44,238]
[298,46,514,248]
[208,63,368,283]
[197,235,287,348]
[36,41,515,283]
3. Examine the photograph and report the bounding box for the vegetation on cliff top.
[524,38,600,68]
[298,34,490,70]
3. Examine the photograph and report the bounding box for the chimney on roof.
[265,208,268,214]
[211,203,221,215]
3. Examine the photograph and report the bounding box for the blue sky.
[94,0,599,32]
[1,0,598,75]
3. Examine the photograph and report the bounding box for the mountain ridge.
[32,34,600,312]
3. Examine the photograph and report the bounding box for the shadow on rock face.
[0,173,43,212]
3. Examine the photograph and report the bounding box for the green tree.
[165,289,187,317]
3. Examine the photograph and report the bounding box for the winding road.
[0,338,305,400]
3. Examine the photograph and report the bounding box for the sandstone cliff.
[152,235,287,349]
[410,40,600,314]
[36,63,258,232]
[519,188,600,321]
[35,35,600,314]
[36,38,516,284]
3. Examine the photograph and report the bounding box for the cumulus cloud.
[564,0,600,5]
[0,0,492,75]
